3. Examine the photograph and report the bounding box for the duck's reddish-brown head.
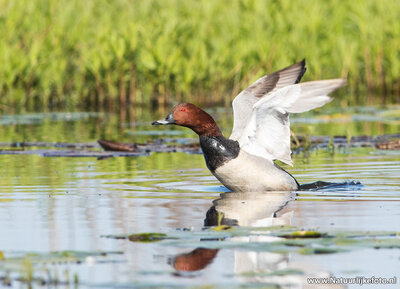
[152,103,222,136]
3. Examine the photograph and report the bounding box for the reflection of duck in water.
[153,60,346,191]
[170,191,294,273]
[170,191,344,288]
[205,191,296,282]
[205,191,295,227]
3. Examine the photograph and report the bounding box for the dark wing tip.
[241,58,308,99]
[295,59,307,83]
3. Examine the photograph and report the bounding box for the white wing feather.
[230,60,306,140]
[237,79,346,166]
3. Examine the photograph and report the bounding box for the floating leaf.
[280,231,326,239]
[298,247,345,255]
[128,233,169,242]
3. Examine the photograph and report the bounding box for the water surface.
[0,106,399,288]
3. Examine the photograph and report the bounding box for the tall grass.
[0,0,399,111]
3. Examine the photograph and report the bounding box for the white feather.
[233,79,346,166]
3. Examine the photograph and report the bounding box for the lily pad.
[298,247,345,255]
[128,232,169,242]
[108,226,400,257]
[280,230,326,239]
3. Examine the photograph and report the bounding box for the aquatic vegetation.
[0,250,123,287]
[103,232,171,242]
[279,230,326,239]
[0,0,399,111]
[105,226,400,254]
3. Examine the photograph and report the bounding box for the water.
[0,106,399,288]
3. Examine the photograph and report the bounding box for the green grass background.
[0,0,399,111]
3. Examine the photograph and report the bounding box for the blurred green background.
[0,0,399,112]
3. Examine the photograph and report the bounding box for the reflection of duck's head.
[205,191,296,227]
[169,248,219,272]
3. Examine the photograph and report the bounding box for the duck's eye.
[180,108,186,112]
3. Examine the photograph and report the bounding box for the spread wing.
[230,60,306,140]
[236,79,347,166]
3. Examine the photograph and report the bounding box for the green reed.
[0,0,399,111]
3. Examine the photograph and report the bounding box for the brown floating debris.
[376,139,400,150]
[97,139,137,152]
[292,134,400,150]
[98,139,202,154]
[0,139,202,157]
[0,134,399,158]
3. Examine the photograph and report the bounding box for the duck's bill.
[152,119,170,125]
[152,112,175,125]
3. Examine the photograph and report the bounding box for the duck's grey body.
[213,150,299,192]
[200,135,299,192]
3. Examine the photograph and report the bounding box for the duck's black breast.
[199,136,240,172]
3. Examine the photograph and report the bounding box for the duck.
[152,60,346,191]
